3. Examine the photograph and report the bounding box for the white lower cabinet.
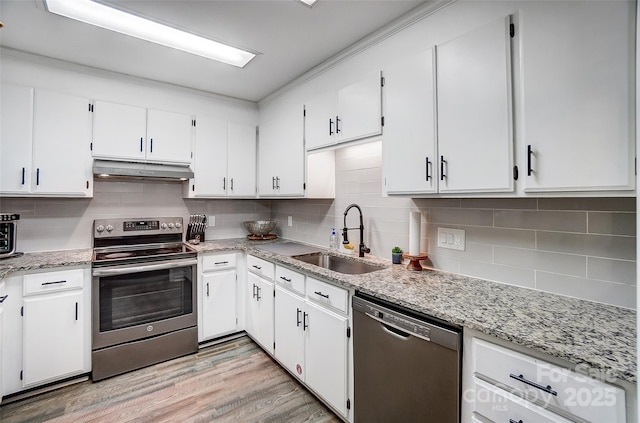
[273,266,350,419]
[246,256,275,355]
[0,280,5,404]
[463,333,628,423]
[199,253,239,342]
[2,268,91,397]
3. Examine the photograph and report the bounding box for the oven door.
[92,258,197,350]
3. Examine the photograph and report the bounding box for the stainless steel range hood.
[93,159,194,182]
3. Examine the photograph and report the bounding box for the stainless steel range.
[91,217,198,381]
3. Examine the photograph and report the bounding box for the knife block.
[186,224,205,242]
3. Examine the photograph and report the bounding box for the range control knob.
[175,222,182,229]
[168,222,175,229]
[105,225,114,233]
[96,224,105,233]
[160,223,168,229]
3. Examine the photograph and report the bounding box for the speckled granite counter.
[1,238,636,385]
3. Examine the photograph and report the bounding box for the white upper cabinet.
[1,84,34,195]
[92,100,192,164]
[436,16,514,194]
[305,70,383,151]
[227,121,257,197]
[521,1,635,192]
[189,115,228,197]
[382,49,437,194]
[1,84,92,197]
[258,103,305,197]
[188,117,256,198]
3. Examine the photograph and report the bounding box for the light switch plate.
[208,215,215,227]
[437,227,465,251]
[288,216,293,227]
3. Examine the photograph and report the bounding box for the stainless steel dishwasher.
[353,293,462,422]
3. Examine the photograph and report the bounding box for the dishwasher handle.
[366,311,430,342]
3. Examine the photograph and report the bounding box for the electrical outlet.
[288,216,293,227]
[437,227,465,251]
[208,215,215,227]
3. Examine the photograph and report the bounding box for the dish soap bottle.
[330,228,338,250]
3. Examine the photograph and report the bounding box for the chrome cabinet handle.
[140,137,143,152]
[206,282,210,297]
[223,177,226,190]
[509,373,557,396]
[0,295,8,303]
[329,118,334,136]
[92,258,197,277]
[214,261,229,265]
[527,144,534,176]
[280,276,292,283]
[509,419,523,423]
[75,302,78,321]
[150,138,153,153]
[256,286,261,301]
[440,156,446,181]
[296,308,302,327]
[303,311,309,330]
[21,167,25,185]
[230,178,234,191]
[335,116,341,133]
[36,168,40,186]
[425,157,431,181]
[252,265,262,270]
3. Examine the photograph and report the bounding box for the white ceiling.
[0,0,426,102]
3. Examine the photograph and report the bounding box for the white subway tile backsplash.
[587,257,637,285]
[429,208,494,227]
[494,247,586,278]
[535,272,636,309]
[587,212,636,236]
[459,260,536,289]
[495,210,587,232]
[537,231,636,261]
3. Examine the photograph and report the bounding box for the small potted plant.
[391,246,403,264]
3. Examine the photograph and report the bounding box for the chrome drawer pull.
[280,276,292,282]
[509,419,523,423]
[252,265,262,270]
[509,373,558,396]
[214,261,229,265]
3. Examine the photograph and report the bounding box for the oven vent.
[93,159,194,182]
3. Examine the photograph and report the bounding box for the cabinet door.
[246,273,274,355]
[274,286,305,381]
[202,269,237,340]
[521,2,634,192]
[437,16,514,193]
[227,121,256,197]
[23,290,85,387]
[305,90,337,151]
[337,70,383,143]
[258,104,304,197]
[257,278,275,355]
[191,116,228,197]
[305,301,348,417]
[0,84,33,195]
[0,282,4,403]
[146,109,193,164]
[92,100,147,161]
[383,50,437,194]
[33,90,92,196]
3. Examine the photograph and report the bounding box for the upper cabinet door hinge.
[380,76,385,87]
[510,23,515,38]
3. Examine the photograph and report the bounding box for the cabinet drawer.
[23,269,84,296]
[247,255,274,280]
[275,265,305,295]
[472,378,573,423]
[474,338,626,423]
[202,253,237,271]
[306,277,348,314]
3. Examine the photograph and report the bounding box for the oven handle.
[92,258,197,277]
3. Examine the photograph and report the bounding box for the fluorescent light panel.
[44,0,256,68]
[297,0,319,7]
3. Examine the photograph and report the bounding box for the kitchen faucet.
[342,203,370,257]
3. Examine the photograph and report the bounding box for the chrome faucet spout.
[343,203,369,257]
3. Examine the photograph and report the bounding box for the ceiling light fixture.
[44,0,257,68]
[297,0,319,8]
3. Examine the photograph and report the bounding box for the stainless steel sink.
[292,252,385,275]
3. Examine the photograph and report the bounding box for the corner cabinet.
[273,265,350,420]
[520,1,635,193]
[1,84,93,197]
[92,100,193,165]
[186,117,256,198]
[2,267,91,396]
[198,252,240,342]
[305,70,383,151]
[258,103,305,197]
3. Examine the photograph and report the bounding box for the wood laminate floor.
[0,336,341,423]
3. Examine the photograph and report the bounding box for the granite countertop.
[1,238,636,385]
